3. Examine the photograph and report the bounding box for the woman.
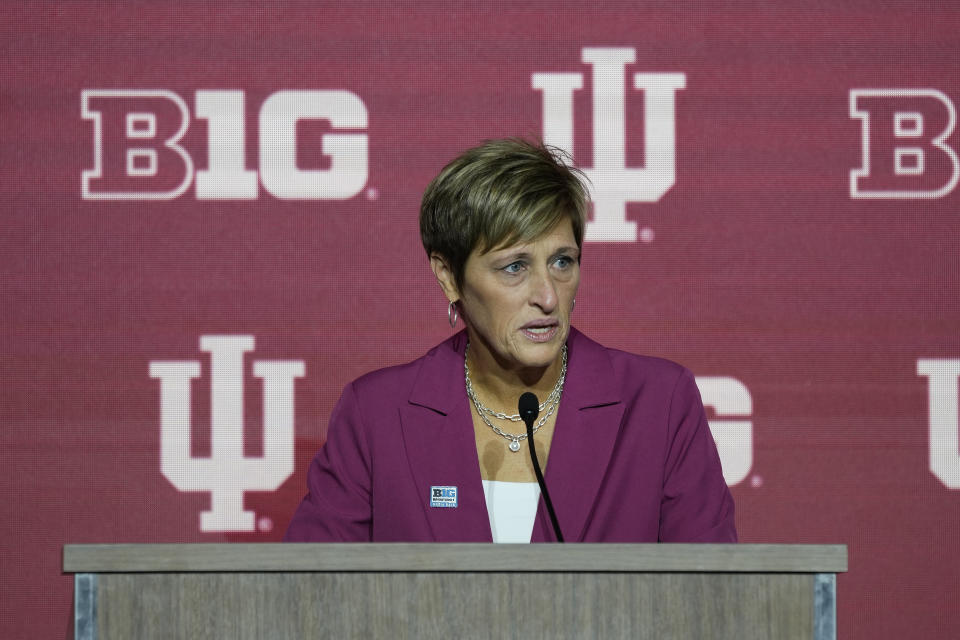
[285,139,736,543]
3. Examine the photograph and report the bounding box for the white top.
[481,480,541,543]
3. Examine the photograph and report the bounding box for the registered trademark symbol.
[366,187,379,200]
[639,227,655,243]
[750,475,763,488]
[258,516,274,532]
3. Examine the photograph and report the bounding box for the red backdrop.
[2,2,959,637]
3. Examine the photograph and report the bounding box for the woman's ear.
[430,253,460,303]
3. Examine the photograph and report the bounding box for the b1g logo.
[150,336,305,532]
[917,359,960,489]
[82,89,368,200]
[850,89,959,198]
[429,486,458,508]
[533,48,686,242]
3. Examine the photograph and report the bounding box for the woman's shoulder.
[348,331,466,400]
[566,328,702,418]
[568,327,690,383]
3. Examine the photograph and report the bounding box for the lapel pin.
[430,485,458,508]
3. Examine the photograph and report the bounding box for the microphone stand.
[519,392,564,542]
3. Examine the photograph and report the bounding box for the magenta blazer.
[285,328,737,543]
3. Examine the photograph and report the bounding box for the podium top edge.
[63,543,848,574]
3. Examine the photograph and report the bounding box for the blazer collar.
[559,327,621,410]
[532,328,623,542]
[407,328,620,412]
[402,328,623,542]
[401,330,491,541]
[407,329,468,415]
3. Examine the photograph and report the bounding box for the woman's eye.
[502,262,525,274]
[553,255,574,269]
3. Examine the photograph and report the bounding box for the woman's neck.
[464,333,564,412]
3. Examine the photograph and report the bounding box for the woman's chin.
[515,337,565,369]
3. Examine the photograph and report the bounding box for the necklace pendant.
[509,439,521,452]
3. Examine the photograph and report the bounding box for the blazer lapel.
[399,332,492,542]
[532,329,623,542]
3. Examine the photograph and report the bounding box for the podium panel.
[64,544,847,640]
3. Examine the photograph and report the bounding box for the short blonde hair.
[420,139,588,289]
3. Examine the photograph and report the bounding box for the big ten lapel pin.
[430,486,458,508]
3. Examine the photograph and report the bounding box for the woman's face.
[454,220,580,373]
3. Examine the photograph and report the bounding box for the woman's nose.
[528,269,558,312]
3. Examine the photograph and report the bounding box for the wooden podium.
[64,543,847,639]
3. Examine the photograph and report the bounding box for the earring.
[448,300,459,328]
[572,298,576,311]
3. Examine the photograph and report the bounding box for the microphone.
[519,392,564,542]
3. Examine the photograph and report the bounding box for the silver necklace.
[464,342,567,452]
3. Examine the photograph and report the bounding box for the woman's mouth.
[521,323,559,342]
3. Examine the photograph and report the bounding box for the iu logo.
[533,48,686,242]
[150,336,305,532]
[850,89,959,198]
[917,359,960,489]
